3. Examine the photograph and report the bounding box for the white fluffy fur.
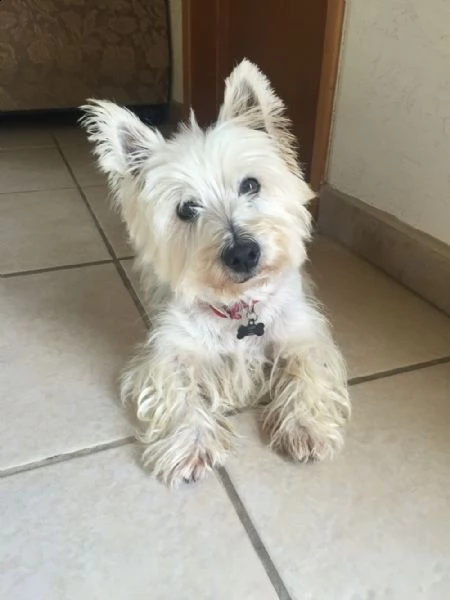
[81,59,350,487]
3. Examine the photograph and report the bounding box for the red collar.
[207,300,258,320]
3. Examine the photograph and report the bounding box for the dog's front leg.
[264,315,350,462]
[121,344,235,487]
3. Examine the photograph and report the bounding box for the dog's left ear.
[218,59,287,135]
[80,100,164,179]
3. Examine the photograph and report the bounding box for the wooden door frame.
[182,0,346,197]
[309,0,346,192]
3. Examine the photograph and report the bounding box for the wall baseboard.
[318,185,450,316]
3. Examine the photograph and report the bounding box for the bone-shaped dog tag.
[237,317,265,339]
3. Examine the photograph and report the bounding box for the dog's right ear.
[218,60,303,176]
[218,59,286,134]
[80,100,164,178]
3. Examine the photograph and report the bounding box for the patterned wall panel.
[0,0,170,111]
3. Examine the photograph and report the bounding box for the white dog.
[81,60,350,487]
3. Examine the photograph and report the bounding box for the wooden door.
[222,1,327,180]
[183,0,344,188]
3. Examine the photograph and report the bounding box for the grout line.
[0,185,77,196]
[114,259,150,329]
[0,145,55,151]
[217,467,293,600]
[1,256,136,279]
[0,437,134,480]
[348,355,450,387]
[1,259,114,279]
[53,136,150,328]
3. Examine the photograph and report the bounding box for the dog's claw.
[168,453,213,487]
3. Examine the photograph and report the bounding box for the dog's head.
[81,60,313,304]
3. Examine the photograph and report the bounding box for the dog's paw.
[143,441,227,488]
[140,415,235,487]
[263,416,344,463]
[278,425,343,462]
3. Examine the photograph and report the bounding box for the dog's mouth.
[227,268,260,284]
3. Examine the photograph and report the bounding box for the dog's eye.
[176,200,199,222]
[239,177,260,196]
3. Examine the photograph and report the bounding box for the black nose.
[222,239,261,273]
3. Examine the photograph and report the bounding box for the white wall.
[169,0,183,103]
[327,0,450,245]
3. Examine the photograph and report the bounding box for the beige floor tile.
[52,125,91,149]
[0,125,55,150]
[225,364,450,600]
[0,189,109,274]
[0,148,74,193]
[0,445,277,600]
[0,265,146,471]
[308,236,450,377]
[84,186,133,258]
[62,144,106,186]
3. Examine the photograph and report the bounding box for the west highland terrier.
[81,59,350,486]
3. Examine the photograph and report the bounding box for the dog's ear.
[218,59,287,134]
[80,100,163,178]
[219,60,302,175]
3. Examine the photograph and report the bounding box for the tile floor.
[1,121,450,600]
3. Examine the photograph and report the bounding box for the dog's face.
[82,60,313,303]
